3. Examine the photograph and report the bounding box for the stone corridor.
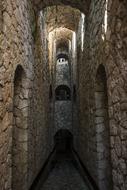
[0,0,127,190]
[36,152,90,190]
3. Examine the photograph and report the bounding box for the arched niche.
[12,65,29,190]
[54,129,73,152]
[95,65,112,190]
[55,85,71,101]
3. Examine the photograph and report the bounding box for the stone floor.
[39,152,90,190]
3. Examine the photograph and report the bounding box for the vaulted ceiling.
[45,6,81,32]
[49,27,73,43]
[33,0,90,13]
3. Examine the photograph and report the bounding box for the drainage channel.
[30,147,98,190]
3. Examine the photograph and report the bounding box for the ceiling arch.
[32,0,90,14]
[49,27,73,41]
[45,6,81,33]
[56,38,69,51]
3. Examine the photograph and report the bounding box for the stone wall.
[0,0,35,189]
[95,65,112,190]
[77,0,127,190]
[73,12,84,150]
[106,1,127,189]
[28,10,51,187]
[56,61,71,87]
[0,1,51,189]
[77,0,108,186]
[54,101,72,134]
[12,65,29,190]
[77,0,112,188]
[54,54,72,135]
[0,0,127,189]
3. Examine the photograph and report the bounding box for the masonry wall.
[73,13,84,150]
[0,1,51,189]
[56,61,71,87]
[0,0,34,189]
[77,0,127,190]
[107,1,127,189]
[54,57,72,134]
[54,101,72,134]
[0,0,127,189]
[28,11,52,187]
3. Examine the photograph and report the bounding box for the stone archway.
[32,0,90,14]
[55,85,71,101]
[12,65,29,190]
[95,65,112,190]
[54,129,73,152]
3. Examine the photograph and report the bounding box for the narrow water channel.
[35,130,91,190]
[39,152,90,190]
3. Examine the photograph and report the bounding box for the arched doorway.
[95,65,112,190]
[54,129,73,153]
[12,65,29,190]
[55,85,71,101]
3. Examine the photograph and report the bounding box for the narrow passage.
[37,151,90,190]
[33,130,92,190]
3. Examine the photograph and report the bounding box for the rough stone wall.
[77,0,109,187]
[12,66,29,190]
[56,61,71,87]
[0,0,3,125]
[78,0,127,189]
[54,101,72,134]
[54,57,72,134]
[0,0,3,62]
[106,1,127,189]
[0,1,51,189]
[73,13,84,149]
[28,10,51,186]
[95,65,112,190]
[0,0,35,189]
[1,0,127,189]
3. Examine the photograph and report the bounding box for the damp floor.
[39,152,90,190]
